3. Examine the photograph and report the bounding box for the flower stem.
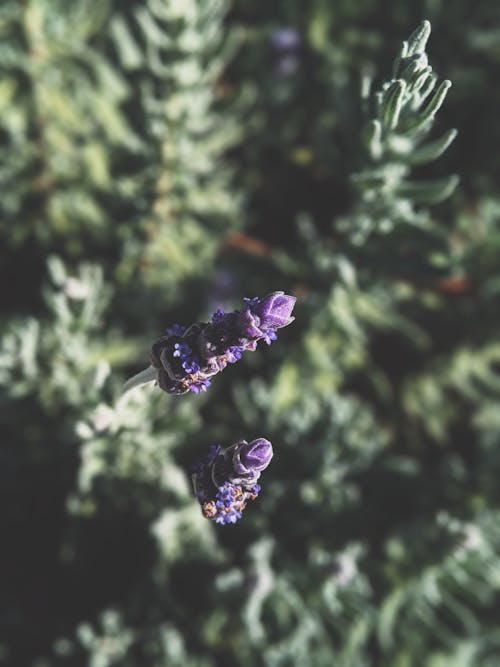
[122,365,158,395]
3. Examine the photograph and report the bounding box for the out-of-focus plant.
[0,0,240,304]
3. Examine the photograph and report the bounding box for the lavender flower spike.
[192,438,273,525]
[122,292,296,396]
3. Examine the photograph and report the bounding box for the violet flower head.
[192,438,273,525]
[149,292,296,395]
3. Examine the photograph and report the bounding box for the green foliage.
[345,20,458,244]
[107,0,241,290]
[0,0,239,297]
[2,3,500,667]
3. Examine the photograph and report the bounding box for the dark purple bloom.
[149,292,296,396]
[192,438,273,525]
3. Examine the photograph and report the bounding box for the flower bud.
[232,438,273,475]
[250,291,296,329]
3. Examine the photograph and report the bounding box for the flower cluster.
[270,27,301,75]
[150,291,296,395]
[192,438,273,525]
[122,292,295,525]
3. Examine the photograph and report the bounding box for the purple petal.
[249,292,296,330]
[238,308,264,338]
[233,438,273,474]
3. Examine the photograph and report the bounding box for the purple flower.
[239,291,296,340]
[250,291,296,329]
[231,438,273,475]
[149,292,296,396]
[192,438,273,525]
[270,28,300,53]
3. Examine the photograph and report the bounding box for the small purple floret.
[226,346,243,363]
[262,330,278,346]
[189,378,211,394]
[166,324,186,337]
[211,308,226,323]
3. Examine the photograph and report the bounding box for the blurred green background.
[2,1,500,665]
